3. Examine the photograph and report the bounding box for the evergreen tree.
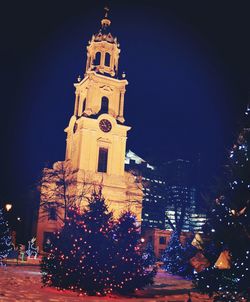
[41,190,115,295]
[161,231,194,277]
[162,231,182,274]
[194,104,250,301]
[179,235,197,277]
[41,193,157,296]
[41,206,83,289]
[142,242,156,267]
[113,211,156,294]
[0,208,12,263]
[77,190,114,295]
[201,195,235,263]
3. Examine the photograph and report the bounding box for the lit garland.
[161,231,196,279]
[194,104,250,301]
[0,208,12,264]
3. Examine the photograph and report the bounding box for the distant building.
[125,150,166,230]
[143,228,194,258]
[163,159,206,233]
[125,151,206,247]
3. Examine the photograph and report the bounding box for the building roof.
[125,150,155,170]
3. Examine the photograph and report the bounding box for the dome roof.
[93,30,117,44]
[92,7,118,45]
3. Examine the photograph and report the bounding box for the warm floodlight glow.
[5,203,12,212]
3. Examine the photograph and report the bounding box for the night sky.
[1,1,250,224]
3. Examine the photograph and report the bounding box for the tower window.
[82,98,86,115]
[94,51,101,65]
[98,147,108,173]
[100,96,109,114]
[48,207,57,221]
[105,52,111,66]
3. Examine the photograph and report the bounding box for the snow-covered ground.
[0,265,213,301]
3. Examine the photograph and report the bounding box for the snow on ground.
[0,265,213,302]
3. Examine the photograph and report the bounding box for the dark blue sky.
[0,1,250,214]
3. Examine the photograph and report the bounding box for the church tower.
[65,8,128,176]
[36,8,142,251]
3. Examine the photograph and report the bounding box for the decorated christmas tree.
[41,192,157,296]
[41,190,114,295]
[41,206,83,290]
[0,208,12,263]
[77,190,114,295]
[194,104,250,301]
[113,211,156,294]
[162,231,183,274]
[161,231,194,278]
[142,242,156,267]
[179,235,197,277]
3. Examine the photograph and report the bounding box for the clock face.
[99,119,112,133]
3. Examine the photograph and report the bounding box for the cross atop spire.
[101,6,111,28]
[104,6,109,18]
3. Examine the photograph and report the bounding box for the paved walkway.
[0,265,213,302]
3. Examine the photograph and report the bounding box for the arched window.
[94,52,101,65]
[100,96,109,114]
[82,98,86,114]
[105,52,111,66]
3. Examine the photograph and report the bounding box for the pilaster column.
[117,90,125,123]
[78,94,83,116]
[74,92,79,116]
[86,54,90,72]
[85,82,93,116]
[100,51,105,68]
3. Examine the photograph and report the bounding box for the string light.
[41,194,156,295]
[194,104,250,301]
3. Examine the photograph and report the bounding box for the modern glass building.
[125,151,206,233]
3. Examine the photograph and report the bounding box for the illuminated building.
[163,159,206,233]
[125,153,206,257]
[125,151,169,231]
[36,9,142,250]
[125,150,166,230]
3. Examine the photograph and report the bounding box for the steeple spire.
[101,6,111,28]
[85,7,120,77]
[104,6,109,19]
